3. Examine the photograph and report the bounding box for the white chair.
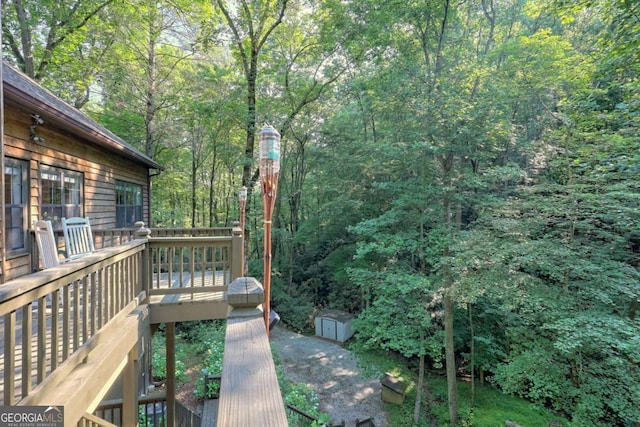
[33,219,63,269]
[62,217,95,260]
[33,220,66,308]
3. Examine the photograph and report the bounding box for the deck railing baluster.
[82,276,89,344]
[73,280,80,351]
[63,286,71,360]
[22,304,32,397]
[37,297,46,382]
[4,311,16,405]
[51,289,60,370]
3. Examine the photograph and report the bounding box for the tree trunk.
[441,154,459,424]
[444,295,458,424]
[242,56,258,190]
[13,0,35,78]
[468,303,475,408]
[191,148,197,227]
[414,353,425,423]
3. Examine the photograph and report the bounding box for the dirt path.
[270,326,390,427]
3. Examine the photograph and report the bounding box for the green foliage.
[152,332,187,384]
[11,1,640,424]
[185,321,226,400]
[449,132,640,425]
[195,374,221,400]
[350,344,566,426]
[350,268,442,362]
[272,275,316,333]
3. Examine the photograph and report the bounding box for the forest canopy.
[2,0,639,425]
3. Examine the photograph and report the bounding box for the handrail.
[0,241,147,308]
[150,227,234,237]
[95,392,202,427]
[218,313,288,426]
[78,412,119,427]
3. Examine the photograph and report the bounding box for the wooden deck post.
[230,226,243,282]
[121,348,138,427]
[135,221,151,300]
[166,322,176,427]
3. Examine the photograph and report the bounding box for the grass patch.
[350,345,568,427]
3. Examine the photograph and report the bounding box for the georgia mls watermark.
[0,406,63,427]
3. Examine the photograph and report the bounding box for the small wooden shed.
[314,310,355,343]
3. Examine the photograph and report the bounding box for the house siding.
[2,103,151,281]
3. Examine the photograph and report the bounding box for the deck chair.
[62,217,95,260]
[34,219,63,268]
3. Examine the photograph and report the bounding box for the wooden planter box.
[381,373,407,405]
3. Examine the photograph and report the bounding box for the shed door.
[321,318,338,340]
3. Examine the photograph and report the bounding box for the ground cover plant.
[350,345,568,426]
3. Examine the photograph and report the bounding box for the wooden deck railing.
[0,240,147,406]
[31,226,236,272]
[147,235,240,294]
[94,392,201,427]
[92,227,236,250]
[1,225,285,426]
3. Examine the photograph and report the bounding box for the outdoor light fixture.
[30,114,46,142]
[239,186,247,275]
[259,124,281,335]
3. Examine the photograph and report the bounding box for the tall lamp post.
[238,186,247,275]
[259,125,280,335]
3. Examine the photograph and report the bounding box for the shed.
[315,310,355,343]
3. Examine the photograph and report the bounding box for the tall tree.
[95,0,198,158]
[2,0,115,79]
[322,0,583,423]
[1,0,117,106]
[206,0,289,190]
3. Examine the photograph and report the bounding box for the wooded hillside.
[3,0,638,425]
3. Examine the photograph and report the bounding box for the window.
[40,167,83,228]
[116,181,142,228]
[5,158,28,254]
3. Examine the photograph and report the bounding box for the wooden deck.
[148,271,229,323]
[0,228,288,426]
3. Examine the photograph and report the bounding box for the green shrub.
[192,321,226,400]
[152,333,187,384]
